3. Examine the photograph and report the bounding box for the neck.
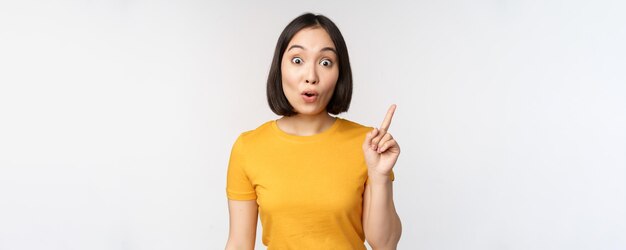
[277,112,336,136]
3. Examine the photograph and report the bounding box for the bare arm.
[362,175,402,249]
[362,105,402,249]
[225,200,258,250]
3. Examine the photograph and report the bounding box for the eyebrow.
[287,44,337,55]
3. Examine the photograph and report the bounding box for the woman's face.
[281,27,339,116]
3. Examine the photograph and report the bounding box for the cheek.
[280,64,299,89]
[322,71,339,92]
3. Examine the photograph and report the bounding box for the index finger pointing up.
[379,104,397,131]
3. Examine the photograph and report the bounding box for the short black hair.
[267,13,353,116]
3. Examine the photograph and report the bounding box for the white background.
[1,1,625,249]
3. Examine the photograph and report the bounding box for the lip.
[301,90,319,96]
[301,90,319,103]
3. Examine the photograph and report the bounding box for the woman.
[226,13,402,249]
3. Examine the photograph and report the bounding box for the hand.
[362,104,401,177]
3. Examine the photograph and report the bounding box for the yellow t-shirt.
[226,118,394,249]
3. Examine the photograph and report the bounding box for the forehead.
[287,27,335,50]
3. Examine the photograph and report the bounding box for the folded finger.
[371,129,386,149]
[377,133,393,149]
[378,139,398,153]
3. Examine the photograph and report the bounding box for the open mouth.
[302,90,318,97]
[301,90,318,103]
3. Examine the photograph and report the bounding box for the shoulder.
[336,117,373,139]
[233,120,275,146]
[338,117,371,130]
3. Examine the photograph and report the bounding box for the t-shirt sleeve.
[226,135,257,200]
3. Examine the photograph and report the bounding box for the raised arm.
[225,200,258,250]
[362,104,402,249]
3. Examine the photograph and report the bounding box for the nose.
[304,64,318,84]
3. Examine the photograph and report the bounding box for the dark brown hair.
[267,13,353,116]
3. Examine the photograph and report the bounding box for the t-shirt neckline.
[271,117,342,142]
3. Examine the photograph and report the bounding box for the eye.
[291,57,303,64]
[320,59,333,67]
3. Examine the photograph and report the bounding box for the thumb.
[362,127,379,149]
